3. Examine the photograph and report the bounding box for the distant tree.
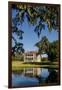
[35,36,49,60]
[47,40,59,61]
[35,36,49,53]
[35,36,59,62]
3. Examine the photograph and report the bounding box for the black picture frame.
[8,1,61,88]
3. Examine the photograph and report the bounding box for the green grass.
[12,61,59,71]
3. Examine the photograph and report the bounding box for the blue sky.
[12,9,58,52]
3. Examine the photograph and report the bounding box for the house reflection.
[23,68,41,77]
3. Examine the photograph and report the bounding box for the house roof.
[24,51,38,55]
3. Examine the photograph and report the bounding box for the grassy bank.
[12,61,59,71]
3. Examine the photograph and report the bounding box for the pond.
[12,68,59,87]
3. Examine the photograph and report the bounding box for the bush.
[41,58,48,61]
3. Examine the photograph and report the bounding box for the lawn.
[12,61,59,71]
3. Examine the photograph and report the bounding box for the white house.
[24,51,37,62]
[24,51,48,62]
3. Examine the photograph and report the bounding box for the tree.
[35,36,49,60]
[12,4,59,37]
[47,40,59,61]
[12,7,25,56]
[35,36,59,62]
[12,4,59,55]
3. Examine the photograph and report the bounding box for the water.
[12,68,59,87]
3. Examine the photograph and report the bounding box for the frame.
[8,1,60,88]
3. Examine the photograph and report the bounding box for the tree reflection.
[46,69,58,83]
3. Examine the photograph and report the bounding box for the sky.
[12,9,58,52]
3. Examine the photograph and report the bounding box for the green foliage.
[41,58,48,61]
[12,4,59,37]
[35,36,59,62]
[47,40,59,61]
[12,42,25,56]
[12,7,25,55]
[35,36,49,54]
[12,4,59,57]
[12,53,24,61]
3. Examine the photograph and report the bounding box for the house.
[37,55,41,62]
[24,51,37,62]
[24,51,48,62]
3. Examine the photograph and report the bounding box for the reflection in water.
[46,69,58,83]
[12,68,59,87]
[24,68,42,76]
